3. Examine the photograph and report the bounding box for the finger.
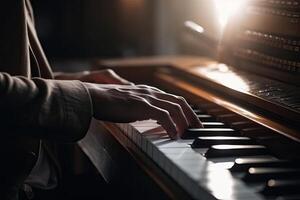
[135,97,178,139]
[104,69,135,85]
[117,78,134,85]
[121,85,166,94]
[136,85,166,93]
[152,93,203,128]
[127,87,202,128]
[149,107,178,139]
[106,75,134,85]
[105,78,133,85]
[140,94,189,137]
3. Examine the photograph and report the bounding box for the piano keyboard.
[116,102,300,200]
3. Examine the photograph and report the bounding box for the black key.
[241,127,274,137]
[276,194,300,200]
[207,108,228,115]
[184,128,238,139]
[202,122,227,128]
[262,179,300,196]
[205,145,269,158]
[243,168,300,183]
[198,103,216,109]
[230,158,295,172]
[217,114,241,123]
[230,121,256,130]
[192,136,254,148]
[197,114,216,122]
[189,104,197,109]
[193,109,205,115]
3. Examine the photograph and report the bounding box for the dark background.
[31,0,220,68]
[31,0,157,61]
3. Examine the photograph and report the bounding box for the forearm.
[0,72,92,142]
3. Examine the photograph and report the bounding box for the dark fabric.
[19,187,62,200]
[0,1,93,199]
[0,138,39,200]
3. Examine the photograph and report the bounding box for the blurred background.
[30,0,239,70]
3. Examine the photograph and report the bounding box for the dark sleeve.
[0,72,93,142]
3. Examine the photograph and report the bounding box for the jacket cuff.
[57,80,93,142]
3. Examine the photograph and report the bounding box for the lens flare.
[214,0,247,30]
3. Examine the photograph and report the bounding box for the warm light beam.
[213,0,247,30]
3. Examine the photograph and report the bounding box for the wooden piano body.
[78,1,300,199]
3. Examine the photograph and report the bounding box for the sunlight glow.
[197,64,250,93]
[213,0,247,30]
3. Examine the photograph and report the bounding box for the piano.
[78,1,300,199]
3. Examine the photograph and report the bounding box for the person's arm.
[1,72,202,141]
[0,72,92,142]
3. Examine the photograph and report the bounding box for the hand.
[79,69,133,85]
[55,69,133,85]
[84,84,203,139]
